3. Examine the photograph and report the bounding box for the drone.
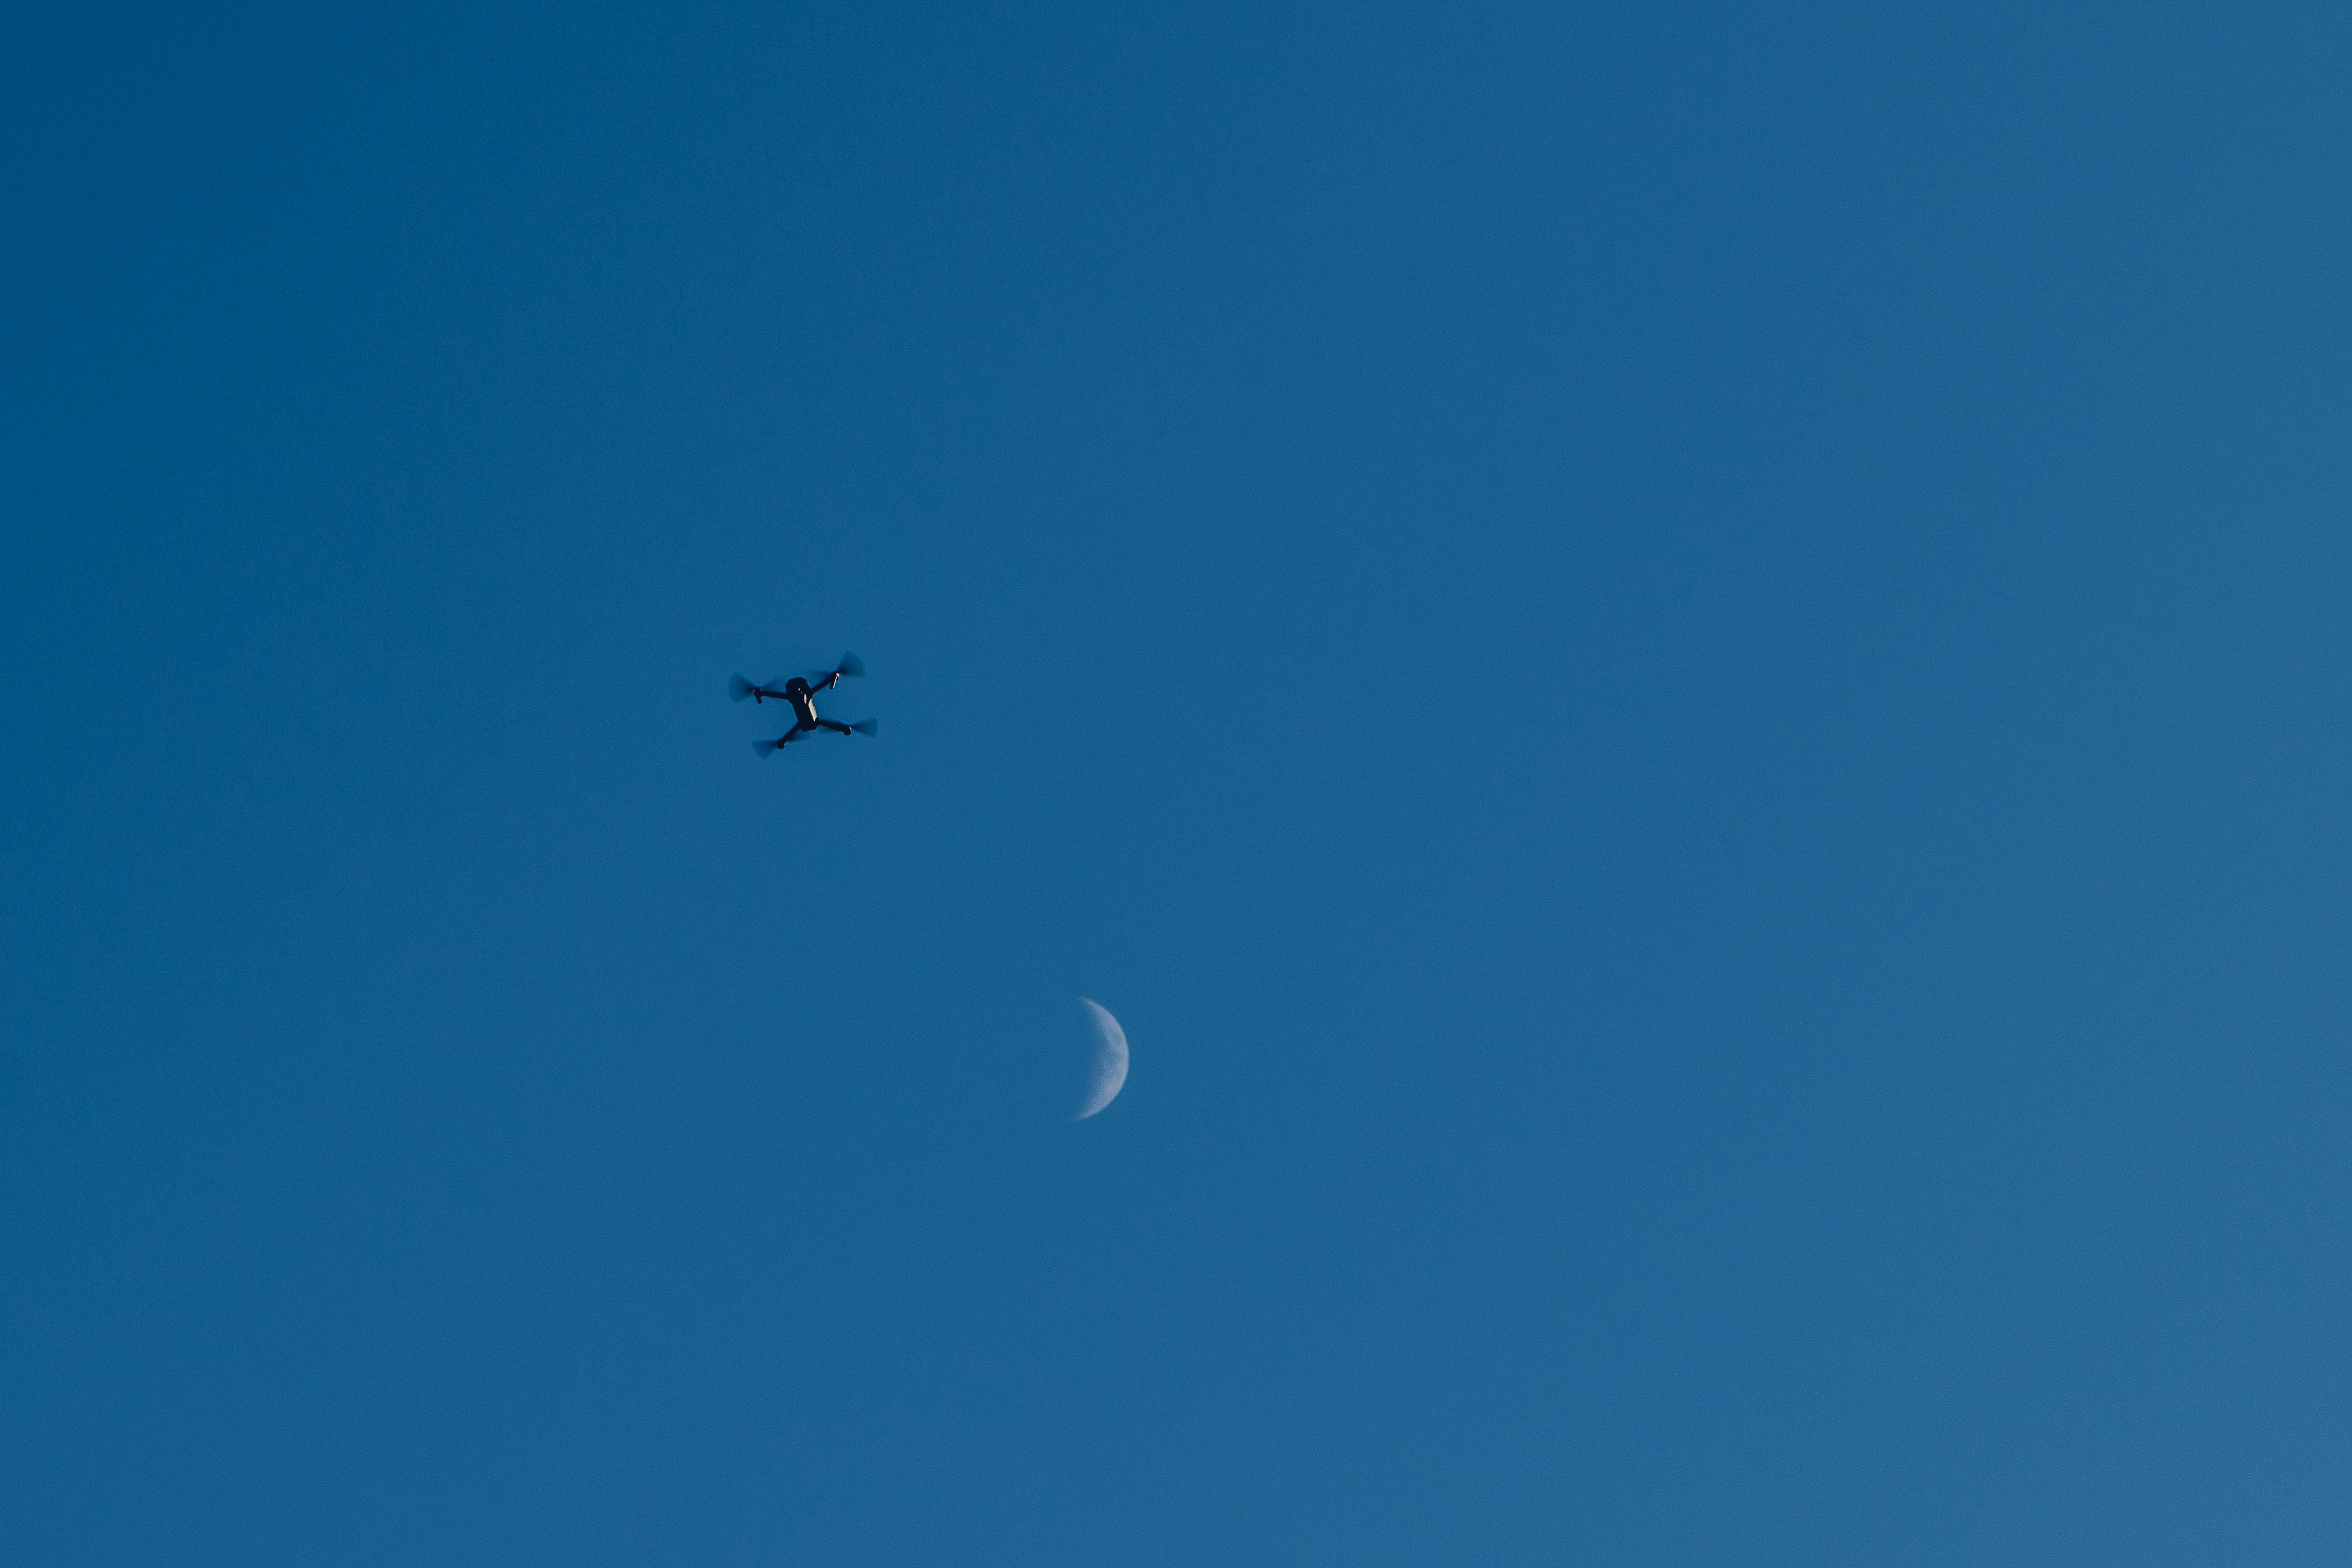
[730,652,879,755]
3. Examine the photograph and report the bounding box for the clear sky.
[6,2,2351,1562]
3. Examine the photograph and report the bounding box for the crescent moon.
[1075,998,1129,1121]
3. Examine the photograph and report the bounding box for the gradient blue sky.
[7,3,2352,1562]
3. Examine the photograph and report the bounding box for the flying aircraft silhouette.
[730,653,878,755]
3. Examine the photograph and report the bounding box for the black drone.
[730,653,878,755]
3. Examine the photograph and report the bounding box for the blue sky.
[6,2,2351,1562]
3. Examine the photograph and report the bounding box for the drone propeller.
[734,673,796,703]
[849,719,879,736]
[811,650,865,682]
[751,737,783,757]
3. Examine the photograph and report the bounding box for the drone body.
[730,653,877,755]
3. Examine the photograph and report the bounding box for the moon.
[1074,998,1129,1121]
